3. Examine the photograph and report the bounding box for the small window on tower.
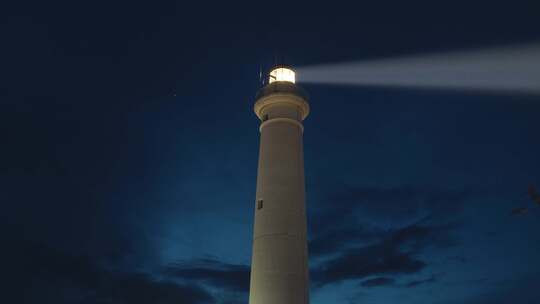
[263,114,269,122]
[257,199,263,210]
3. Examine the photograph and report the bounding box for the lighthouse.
[249,66,310,304]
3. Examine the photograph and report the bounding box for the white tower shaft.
[249,77,310,304]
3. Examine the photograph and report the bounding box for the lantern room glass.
[269,67,295,84]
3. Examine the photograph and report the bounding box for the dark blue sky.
[2,1,540,303]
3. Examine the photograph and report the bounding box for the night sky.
[2,1,540,303]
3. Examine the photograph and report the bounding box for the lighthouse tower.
[249,66,310,304]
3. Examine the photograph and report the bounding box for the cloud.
[90,274,212,304]
[404,274,437,288]
[163,225,445,292]
[359,275,438,289]
[306,185,470,287]
[147,186,463,294]
[312,245,425,287]
[7,240,213,304]
[164,258,250,293]
[311,222,451,287]
[309,226,385,257]
[314,185,474,225]
[360,277,395,287]
[308,186,472,261]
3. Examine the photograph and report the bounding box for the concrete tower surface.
[249,66,310,304]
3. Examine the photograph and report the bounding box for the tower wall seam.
[259,118,304,133]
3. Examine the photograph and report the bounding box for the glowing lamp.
[269,67,295,84]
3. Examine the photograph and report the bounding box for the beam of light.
[296,44,540,94]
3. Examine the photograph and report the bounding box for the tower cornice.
[254,91,310,121]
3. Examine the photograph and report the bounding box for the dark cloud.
[308,186,472,263]
[165,259,250,293]
[6,239,213,304]
[360,277,396,287]
[309,227,385,258]
[312,245,425,287]
[312,186,475,226]
[164,223,447,291]
[307,186,464,287]
[404,275,437,288]
[311,222,452,287]
[359,275,438,289]
[88,274,211,304]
